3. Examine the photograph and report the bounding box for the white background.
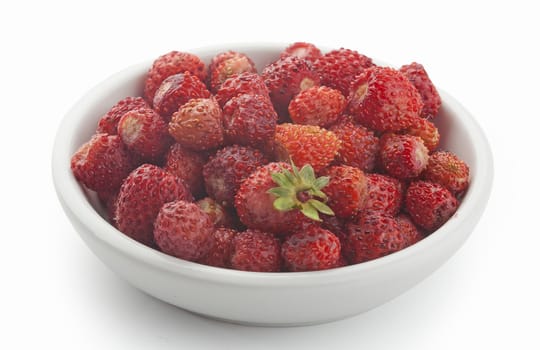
[1,0,537,349]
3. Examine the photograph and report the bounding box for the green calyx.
[267,162,335,221]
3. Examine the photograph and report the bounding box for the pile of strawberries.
[71,42,470,272]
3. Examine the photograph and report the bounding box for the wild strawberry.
[153,200,214,261]
[396,213,425,246]
[348,66,424,132]
[288,86,346,127]
[363,173,404,216]
[71,133,134,193]
[274,123,340,172]
[114,164,193,246]
[399,62,441,119]
[97,190,119,224]
[422,151,470,195]
[209,53,257,93]
[380,133,429,179]
[215,72,270,107]
[405,180,458,232]
[144,51,207,104]
[329,117,379,172]
[280,42,322,64]
[281,226,341,272]
[199,227,238,268]
[319,165,368,219]
[163,143,207,198]
[196,197,236,228]
[118,108,173,163]
[152,72,211,120]
[96,97,149,135]
[203,145,268,207]
[168,97,224,151]
[230,229,281,272]
[262,56,320,118]
[346,211,405,264]
[314,48,374,95]
[401,117,440,152]
[222,94,277,150]
[235,162,332,234]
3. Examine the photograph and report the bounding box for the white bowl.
[52,43,493,326]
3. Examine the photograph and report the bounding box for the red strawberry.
[215,72,270,107]
[234,162,318,234]
[399,62,442,119]
[196,197,236,228]
[281,226,341,272]
[380,133,429,179]
[168,97,224,151]
[114,164,193,246]
[153,200,214,261]
[274,123,340,172]
[329,117,379,172]
[346,211,405,264]
[280,42,322,64]
[396,213,425,246]
[261,56,320,118]
[71,133,134,193]
[222,94,277,150]
[422,151,470,195]
[288,86,346,127]
[144,51,207,104]
[203,145,268,207]
[230,229,281,272]
[348,66,424,132]
[152,72,211,120]
[163,143,207,198]
[209,53,257,93]
[319,165,368,219]
[199,227,238,268]
[363,173,404,216]
[401,117,440,152]
[405,180,458,232]
[118,108,173,163]
[96,97,149,135]
[314,48,374,95]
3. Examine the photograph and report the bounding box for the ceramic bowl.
[52,43,493,326]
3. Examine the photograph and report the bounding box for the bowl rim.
[52,43,494,288]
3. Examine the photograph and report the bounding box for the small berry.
[396,213,425,246]
[399,62,441,118]
[319,165,368,219]
[363,173,404,216]
[115,164,193,246]
[118,108,173,163]
[209,53,257,92]
[153,200,214,261]
[222,94,277,150]
[314,48,374,95]
[215,72,270,107]
[196,197,236,228]
[281,226,341,272]
[380,133,429,179]
[262,56,320,118]
[422,151,470,194]
[163,143,207,198]
[401,117,440,152]
[347,211,405,263]
[71,133,134,193]
[144,51,207,103]
[348,66,424,132]
[329,117,379,172]
[405,180,458,232]
[203,145,268,207]
[274,123,340,172]
[168,97,224,151]
[199,228,238,268]
[280,42,322,64]
[230,229,281,272]
[288,86,346,127]
[96,97,149,135]
[152,72,211,120]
